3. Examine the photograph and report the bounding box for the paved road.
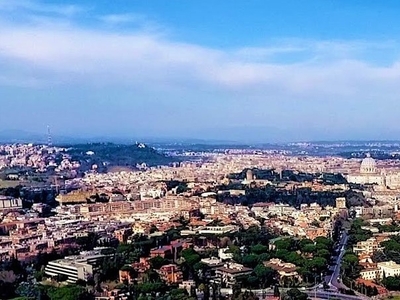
[232,289,367,300]
[219,230,371,300]
[325,231,349,291]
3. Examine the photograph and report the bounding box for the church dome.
[360,153,377,174]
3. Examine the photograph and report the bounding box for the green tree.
[254,264,276,288]
[302,244,316,254]
[46,285,94,300]
[286,288,308,300]
[242,254,259,268]
[251,244,268,255]
[149,256,169,270]
[382,276,400,291]
[181,249,201,266]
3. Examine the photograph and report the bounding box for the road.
[325,230,349,291]
[220,288,368,300]
[219,230,370,300]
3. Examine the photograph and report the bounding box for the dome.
[360,153,377,174]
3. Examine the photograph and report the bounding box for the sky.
[1,0,400,142]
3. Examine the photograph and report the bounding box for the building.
[158,264,183,284]
[353,238,383,256]
[264,258,301,284]
[360,268,380,281]
[215,263,252,287]
[198,225,236,235]
[44,249,111,283]
[346,154,400,189]
[45,259,94,283]
[377,261,400,278]
[0,196,22,210]
[335,197,346,209]
[360,261,400,281]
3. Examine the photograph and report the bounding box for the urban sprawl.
[2,143,400,300]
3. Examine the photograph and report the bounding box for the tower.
[246,169,253,182]
[47,125,52,146]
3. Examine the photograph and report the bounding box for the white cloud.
[1,0,400,104]
[99,13,146,25]
[0,0,83,16]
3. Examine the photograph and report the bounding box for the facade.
[44,250,110,283]
[335,197,347,209]
[0,196,22,210]
[158,264,183,284]
[377,261,400,278]
[45,259,93,283]
[353,238,384,256]
[360,268,379,281]
[346,154,400,188]
[360,261,400,281]
[215,263,253,287]
[198,225,236,235]
[264,258,301,284]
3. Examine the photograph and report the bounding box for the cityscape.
[2,1,400,300]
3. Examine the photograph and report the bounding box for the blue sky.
[1,0,400,142]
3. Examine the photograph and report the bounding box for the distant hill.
[63,142,177,170]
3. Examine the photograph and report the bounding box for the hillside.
[64,143,176,171]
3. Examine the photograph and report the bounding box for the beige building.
[346,154,384,185]
[361,261,400,281]
[346,154,400,189]
[335,197,346,209]
[353,238,383,256]
[377,261,400,278]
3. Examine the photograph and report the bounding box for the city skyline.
[1,1,400,142]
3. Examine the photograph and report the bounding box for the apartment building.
[360,261,400,281]
[353,238,383,256]
[45,259,94,283]
[215,263,252,287]
[45,249,111,283]
[158,264,183,284]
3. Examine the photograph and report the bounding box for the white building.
[346,154,384,185]
[0,196,22,210]
[377,261,400,277]
[45,259,93,283]
[198,225,236,235]
[45,249,111,283]
[346,154,400,189]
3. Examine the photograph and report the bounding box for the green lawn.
[0,180,21,188]
[385,296,400,300]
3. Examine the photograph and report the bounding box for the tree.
[273,285,280,297]
[242,254,259,268]
[286,288,308,300]
[316,249,330,261]
[274,238,293,251]
[149,256,169,270]
[302,244,316,254]
[314,237,332,249]
[382,276,400,291]
[170,288,191,300]
[251,244,268,255]
[254,264,276,288]
[181,249,201,266]
[45,285,94,300]
[15,282,40,299]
